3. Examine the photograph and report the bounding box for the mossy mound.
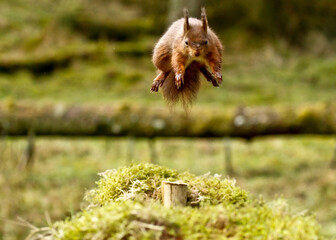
[85,163,248,207]
[30,164,322,240]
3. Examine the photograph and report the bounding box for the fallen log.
[0,44,100,74]
[0,102,336,138]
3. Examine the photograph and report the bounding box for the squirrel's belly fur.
[161,62,201,109]
[186,56,208,68]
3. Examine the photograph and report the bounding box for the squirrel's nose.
[194,52,200,57]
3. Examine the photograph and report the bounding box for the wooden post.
[19,129,35,170]
[162,181,188,207]
[127,136,135,163]
[224,137,234,175]
[148,138,158,164]
[330,139,336,168]
[104,137,110,153]
[0,130,7,164]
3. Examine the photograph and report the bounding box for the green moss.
[49,199,321,240]
[85,163,248,207]
[28,164,323,240]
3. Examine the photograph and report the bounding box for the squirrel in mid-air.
[151,7,223,108]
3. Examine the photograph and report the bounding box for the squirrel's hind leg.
[151,71,171,92]
[199,66,219,87]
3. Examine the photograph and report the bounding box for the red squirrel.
[151,7,223,108]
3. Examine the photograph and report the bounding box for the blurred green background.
[0,0,336,239]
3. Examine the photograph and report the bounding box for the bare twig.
[130,220,165,231]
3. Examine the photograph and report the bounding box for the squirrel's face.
[184,31,208,58]
[182,8,209,58]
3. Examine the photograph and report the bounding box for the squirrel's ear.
[201,7,208,33]
[184,8,190,33]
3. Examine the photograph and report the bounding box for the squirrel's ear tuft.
[184,8,190,33]
[201,7,208,33]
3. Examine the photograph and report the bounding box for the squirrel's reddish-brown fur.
[151,7,223,109]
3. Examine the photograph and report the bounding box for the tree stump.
[161,181,188,207]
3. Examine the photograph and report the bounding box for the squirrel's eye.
[205,40,208,45]
[185,40,189,46]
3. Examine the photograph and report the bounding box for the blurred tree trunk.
[167,0,206,25]
[259,0,284,37]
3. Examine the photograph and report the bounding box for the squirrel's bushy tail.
[161,62,201,110]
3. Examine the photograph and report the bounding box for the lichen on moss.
[29,164,323,240]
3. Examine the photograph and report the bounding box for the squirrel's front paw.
[175,72,184,89]
[213,71,222,85]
